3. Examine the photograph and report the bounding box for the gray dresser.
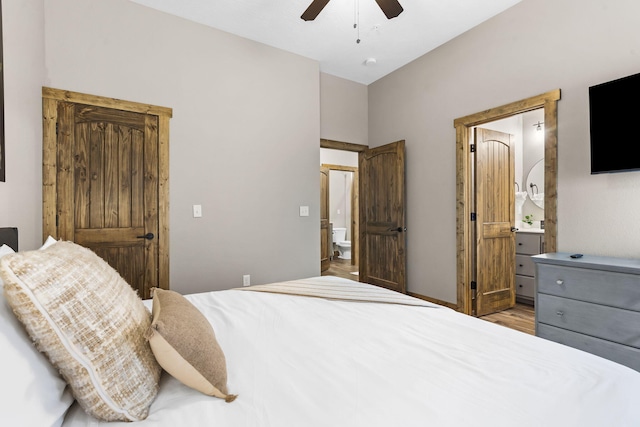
[515,231,544,305]
[532,253,640,371]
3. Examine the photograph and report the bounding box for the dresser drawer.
[516,233,542,255]
[537,294,640,347]
[515,255,535,276]
[515,275,535,298]
[537,324,640,372]
[537,264,640,311]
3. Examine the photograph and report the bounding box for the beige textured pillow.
[0,241,161,422]
[147,288,236,402]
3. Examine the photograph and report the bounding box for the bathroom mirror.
[526,159,544,209]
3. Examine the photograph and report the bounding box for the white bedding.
[63,276,640,426]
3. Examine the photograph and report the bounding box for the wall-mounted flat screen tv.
[589,71,640,174]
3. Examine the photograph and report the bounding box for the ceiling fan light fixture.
[374,0,403,19]
[301,0,403,21]
[301,0,331,21]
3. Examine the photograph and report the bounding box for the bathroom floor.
[322,256,358,280]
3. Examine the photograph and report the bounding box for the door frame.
[321,164,359,266]
[42,87,172,291]
[320,138,367,268]
[454,89,561,315]
[320,166,331,271]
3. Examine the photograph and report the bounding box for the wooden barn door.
[359,140,406,293]
[42,88,172,299]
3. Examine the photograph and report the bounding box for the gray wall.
[320,73,368,145]
[369,0,640,302]
[0,0,45,252]
[2,0,322,294]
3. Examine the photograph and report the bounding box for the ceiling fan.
[301,0,404,21]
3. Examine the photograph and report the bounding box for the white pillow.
[0,244,15,287]
[0,244,14,258]
[41,236,57,250]
[0,290,74,427]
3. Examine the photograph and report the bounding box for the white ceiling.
[130,0,522,85]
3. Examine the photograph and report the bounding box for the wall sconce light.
[533,121,544,131]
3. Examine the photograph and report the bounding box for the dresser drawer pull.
[556,279,564,285]
[556,311,564,317]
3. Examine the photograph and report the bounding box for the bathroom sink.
[530,193,544,209]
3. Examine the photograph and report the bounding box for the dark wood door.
[475,128,516,316]
[320,166,330,272]
[43,89,172,299]
[359,140,406,293]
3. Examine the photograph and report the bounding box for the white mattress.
[63,276,640,426]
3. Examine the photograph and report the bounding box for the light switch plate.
[193,204,202,218]
[299,206,310,217]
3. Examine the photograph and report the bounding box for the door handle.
[390,227,407,233]
[137,233,155,240]
[510,227,518,232]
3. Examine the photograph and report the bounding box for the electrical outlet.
[243,275,251,287]
[299,206,309,217]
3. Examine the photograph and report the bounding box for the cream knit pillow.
[0,241,161,422]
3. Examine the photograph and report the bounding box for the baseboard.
[408,292,459,311]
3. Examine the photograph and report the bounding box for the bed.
[2,232,640,427]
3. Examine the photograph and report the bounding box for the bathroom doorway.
[320,139,407,291]
[320,139,366,278]
[454,89,561,316]
[471,109,546,315]
[325,166,358,265]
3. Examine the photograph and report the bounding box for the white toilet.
[332,227,351,260]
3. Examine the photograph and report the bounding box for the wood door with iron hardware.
[42,88,171,299]
[359,140,406,293]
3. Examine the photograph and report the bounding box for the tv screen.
[589,71,640,174]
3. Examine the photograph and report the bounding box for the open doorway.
[454,89,561,316]
[323,165,358,265]
[320,138,408,293]
[472,109,545,314]
[320,139,367,280]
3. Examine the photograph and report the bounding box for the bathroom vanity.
[532,253,640,372]
[515,229,544,305]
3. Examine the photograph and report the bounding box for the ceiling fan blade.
[374,0,404,19]
[301,0,331,21]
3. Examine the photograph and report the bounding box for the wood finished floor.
[478,303,535,335]
[322,257,535,335]
[321,256,359,280]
